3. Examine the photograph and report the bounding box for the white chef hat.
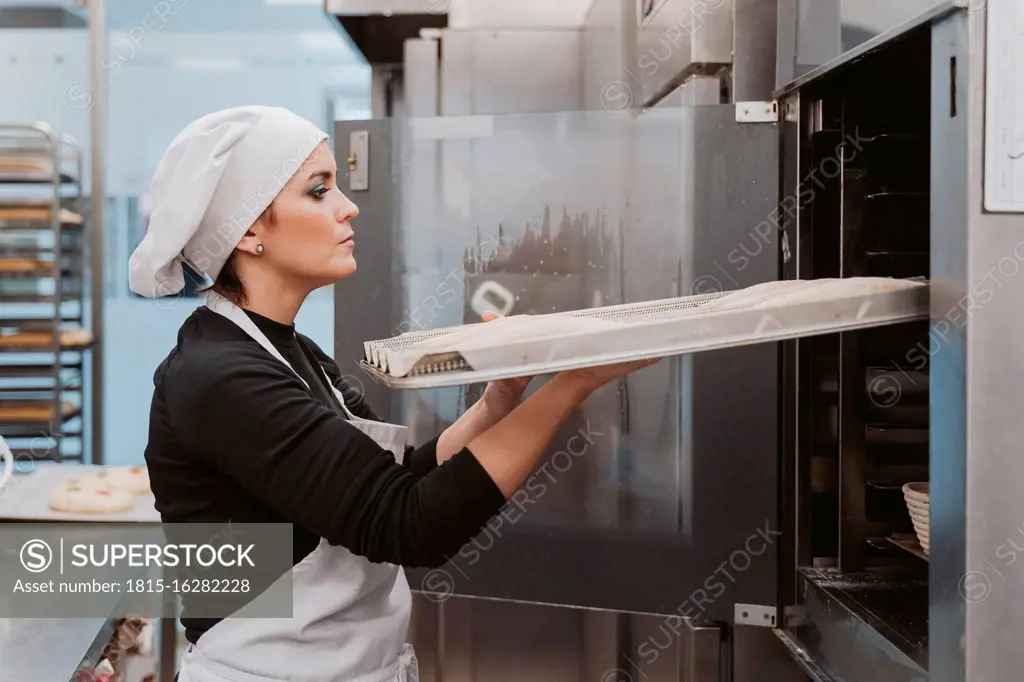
[128,105,328,298]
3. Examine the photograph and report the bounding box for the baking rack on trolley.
[0,122,93,464]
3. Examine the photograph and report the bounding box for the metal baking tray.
[0,204,83,229]
[0,153,76,185]
[0,327,93,353]
[360,277,929,389]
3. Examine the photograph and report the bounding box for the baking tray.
[887,532,929,562]
[0,463,159,522]
[0,328,93,352]
[0,205,83,229]
[0,158,76,185]
[0,400,79,424]
[360,277,929,389]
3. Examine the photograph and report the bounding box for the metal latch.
[348,130,369,192]
[735,101,778,123]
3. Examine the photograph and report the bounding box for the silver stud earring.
[256,243,264,254]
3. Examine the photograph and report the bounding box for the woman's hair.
[211,202,276,305]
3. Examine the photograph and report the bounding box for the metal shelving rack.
[0,122,92,463]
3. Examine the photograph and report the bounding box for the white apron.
[177,292,418,682]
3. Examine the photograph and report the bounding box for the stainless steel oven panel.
[334,105,780,623]
[932,7,1024,682]
[633,0,734,106]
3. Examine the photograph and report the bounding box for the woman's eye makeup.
[307,183,329,200]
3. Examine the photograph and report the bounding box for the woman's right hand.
[558,357,663,394]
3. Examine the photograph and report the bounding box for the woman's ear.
[235,228,263,256]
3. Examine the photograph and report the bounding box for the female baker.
[129,106,658,682]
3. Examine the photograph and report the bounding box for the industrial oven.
[773,4,1023,682]
[325,1,1023,680]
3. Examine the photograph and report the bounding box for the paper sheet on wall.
[984,0,1024,212]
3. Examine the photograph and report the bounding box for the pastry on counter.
[48,478,135,514]
[88,466,151,495]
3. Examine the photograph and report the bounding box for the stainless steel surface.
[389,68,406,117]
[447,0,592,29]
[774,0,840,89]
[0,617,115,680]
[680,620,723,682]
[772,630,832,682]
[777,89,803,629]
[334,120,399,423]
[732,0,778,101]
[933,7,1024,682]
[437,31,471,115]
[408,593,731,682]
[773,1,961,98]
[734,625,812,682]
[795,567,928,681]
[400,1,588,116]
[928,13,967,682]
[775,0,952,92]
[403,38,439,118]
[633,0,734,106]
[841,0,949,50]
[410,594,802,682]
[332,106,780,623]
[439,30,584,115]
[88,0,103,465]
[360,280,929,388]
[370,65,390,118]
[679,75,722,105]
[583,0,630,111]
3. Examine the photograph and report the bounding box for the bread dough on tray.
[700,277,921,311]
[406,314,626,353]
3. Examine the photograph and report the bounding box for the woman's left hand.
[479,311,533,417]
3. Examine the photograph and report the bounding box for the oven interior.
[782,25,933,678]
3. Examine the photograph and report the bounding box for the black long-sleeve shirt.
[143,305,506,643]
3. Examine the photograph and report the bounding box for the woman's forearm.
[436,398,504,464]
[465,373,594,498]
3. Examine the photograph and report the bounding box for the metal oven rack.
[0,123,92,463]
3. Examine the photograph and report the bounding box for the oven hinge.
[735,101,778,123]
[734,604,806,627]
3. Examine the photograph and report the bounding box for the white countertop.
[0,464,169,679]
[0,462,159,522]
